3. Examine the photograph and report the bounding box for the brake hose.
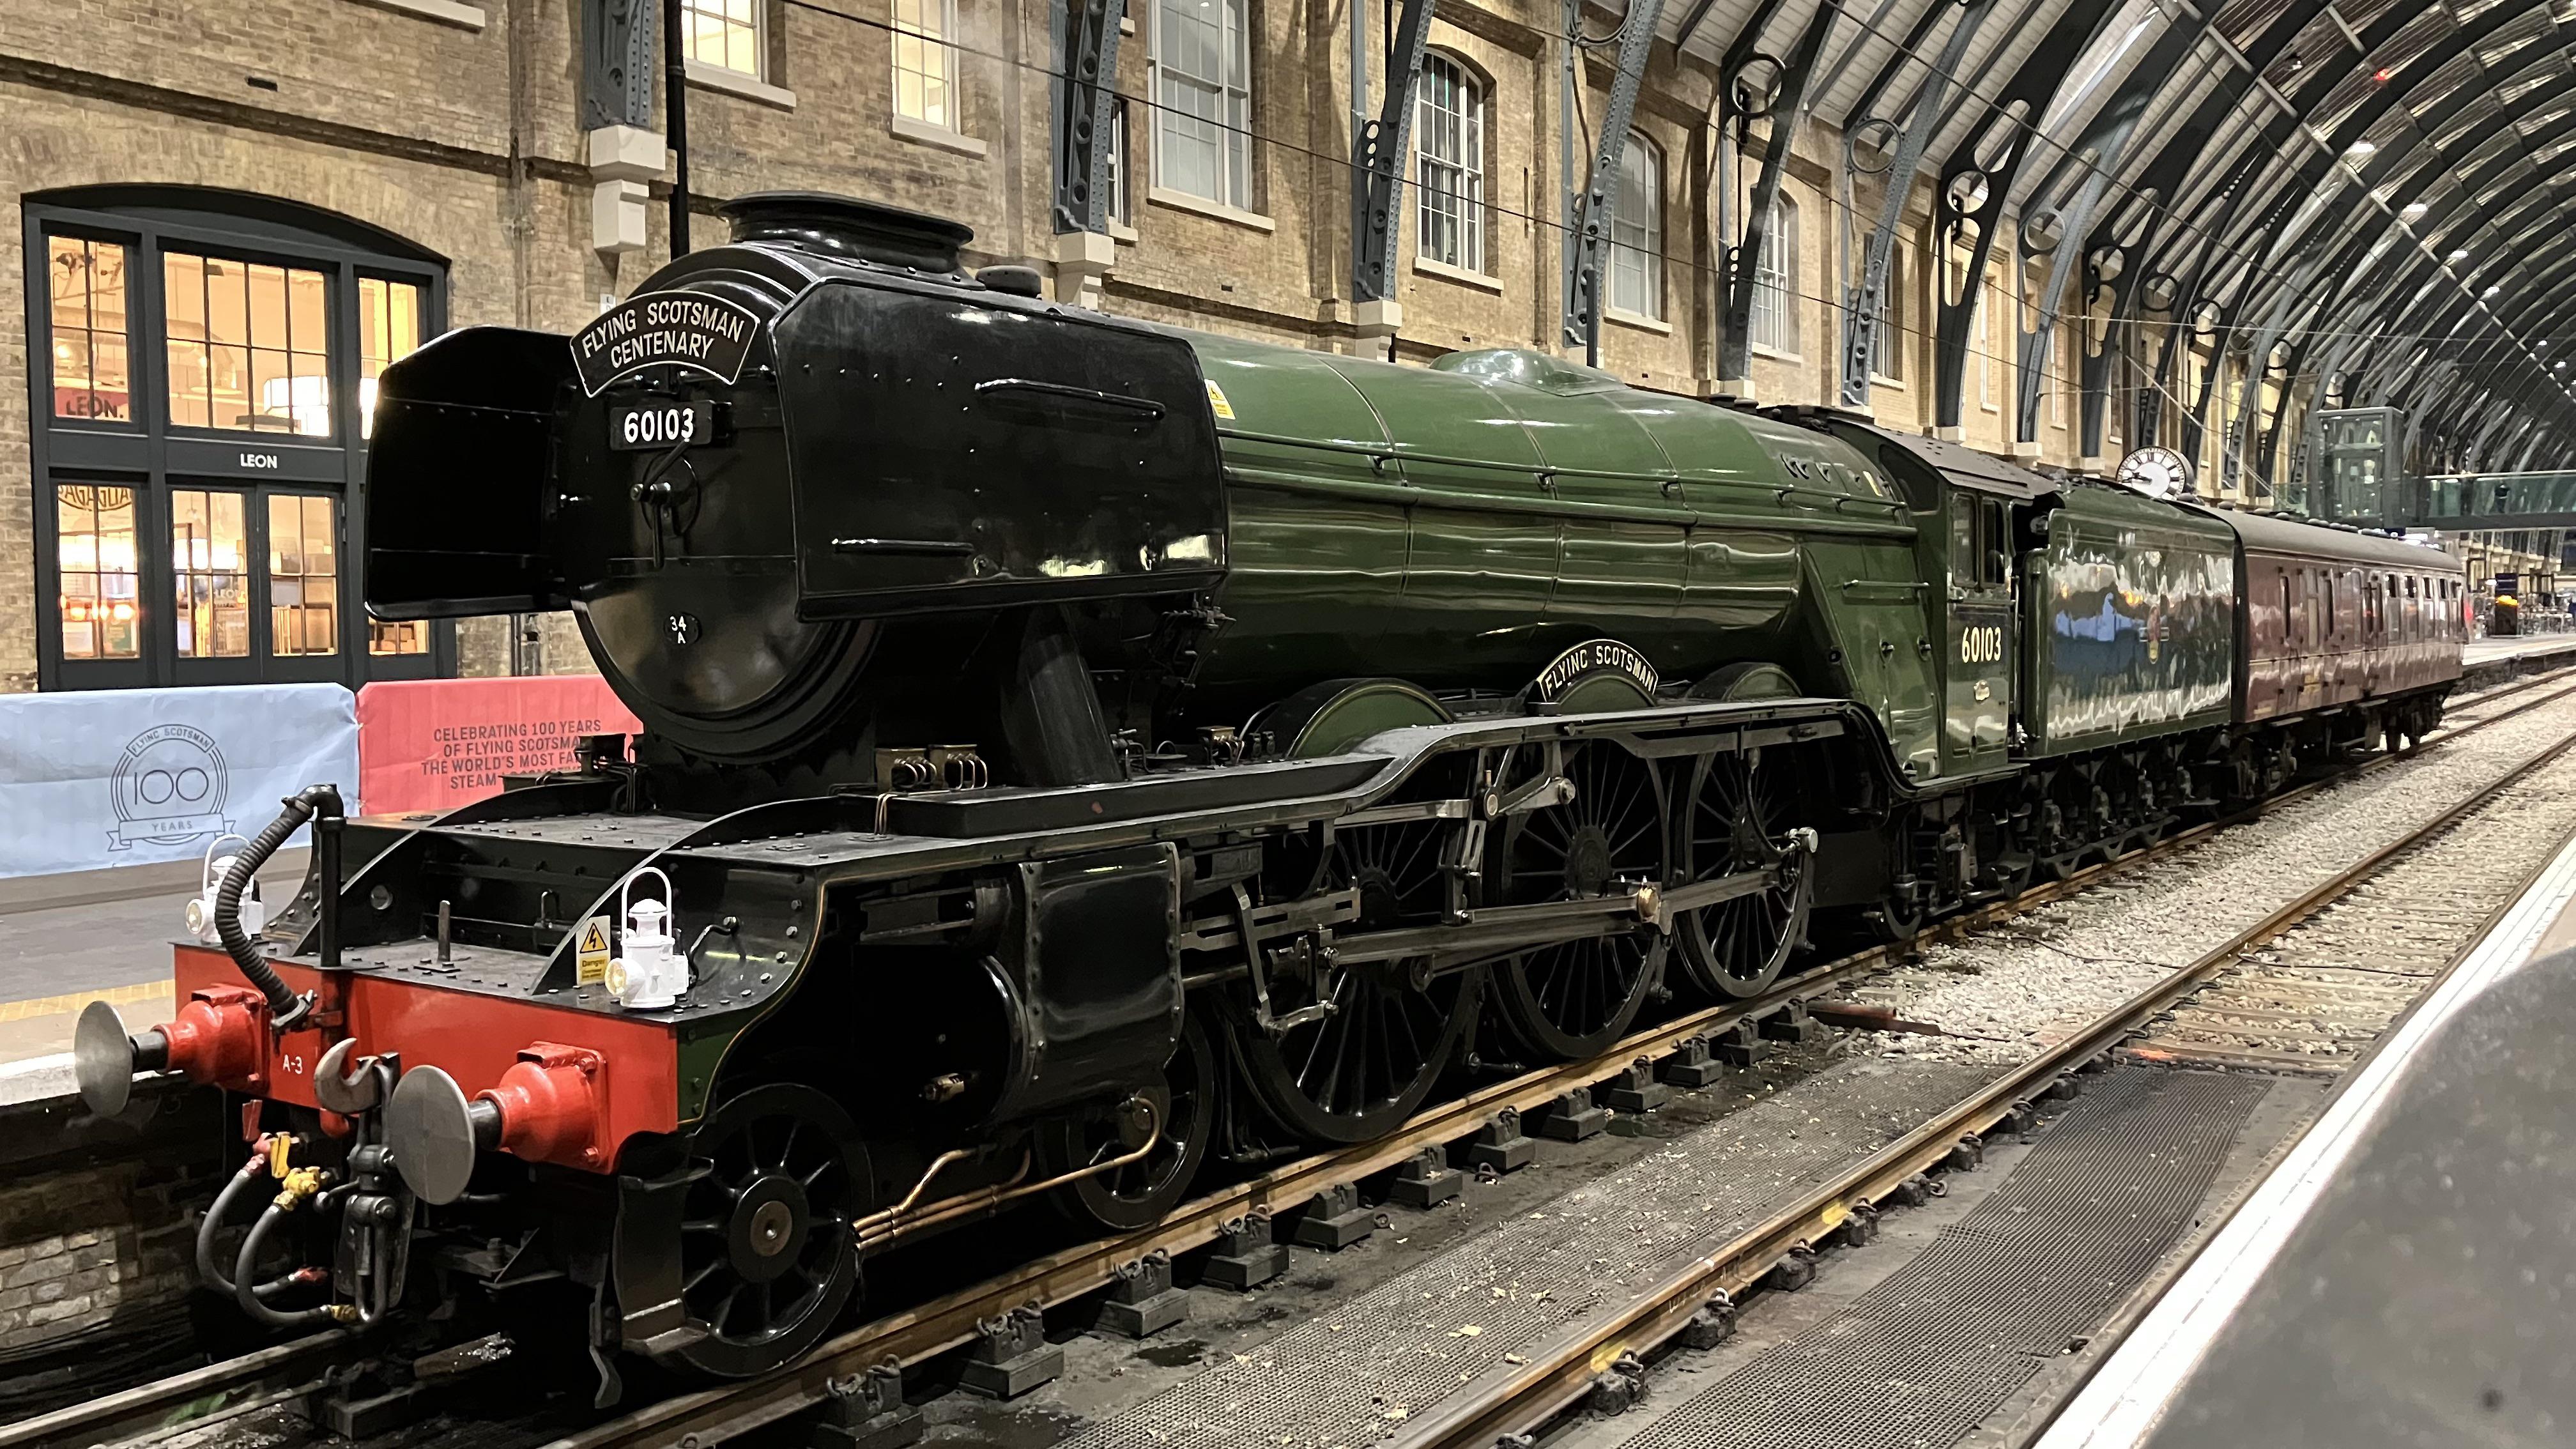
[215,785,342,1029]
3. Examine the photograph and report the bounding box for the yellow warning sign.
[576,915,613,986]
[1204,379,1235,420]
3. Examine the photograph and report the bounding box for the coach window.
[26,187,451,691]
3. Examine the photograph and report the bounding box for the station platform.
[2462,631,2576,682]
[0,857,304,1102]
[2035,826,2576,1446]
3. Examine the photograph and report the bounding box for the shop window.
[48,237,130,424]
[893,0,960,130]
[56,484,140,660]
[683,0,763,77]
[171,488,252,659]
[164,252,330,436]
[268,494,340,657]
[357,276,422,440]
[31,187,449,689]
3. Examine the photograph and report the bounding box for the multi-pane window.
[892,0,958,128]
[49,238,130,424]
[1607,134,1661,320]
[1154,0,1252,210]
[268,495,340,658]
[1416,54,1484,273]
[1871,246,1904,381]
[171,489,251,659]
[1105,99,1131,226]
[682,0,762,75]
[357,276,423,441]
[1977,268,1998,410]
[1749,197,1797,353]
[164,253,330,436]
[56,485,139,661]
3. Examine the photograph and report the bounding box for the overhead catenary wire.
[767,0,2553,411]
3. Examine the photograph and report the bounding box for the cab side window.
[1947,493,2010,591]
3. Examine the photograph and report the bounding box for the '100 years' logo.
[107,724,233,849]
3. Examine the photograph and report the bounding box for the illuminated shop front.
[26,187,452,689]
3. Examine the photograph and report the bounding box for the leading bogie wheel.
[1491,740,1670,1059]
[1674,748,1809,1000]
[659,1084,868,1379]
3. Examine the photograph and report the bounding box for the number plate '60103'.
[609,398,716,451]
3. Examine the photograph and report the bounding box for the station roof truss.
[1647,0,2576,484]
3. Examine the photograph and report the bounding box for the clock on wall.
[2115,446,2193,500]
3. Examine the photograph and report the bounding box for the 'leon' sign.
[570,292,760,397]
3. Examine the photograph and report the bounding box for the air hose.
[217,785,342,1029]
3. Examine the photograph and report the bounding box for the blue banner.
[0,684,358,880]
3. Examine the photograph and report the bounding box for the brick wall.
[0,0,2142,696]
[0,1084,222,1355]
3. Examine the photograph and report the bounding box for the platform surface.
[2037,827,2576,1448]
[2464,632,2576,666]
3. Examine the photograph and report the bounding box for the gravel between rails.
[1850,696,2576,1064]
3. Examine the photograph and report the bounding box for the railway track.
[1380,711,2576,1449]
[19,666,2576,1449]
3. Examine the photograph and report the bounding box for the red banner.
[356,676,641,816]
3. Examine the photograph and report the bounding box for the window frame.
[680,0,767,80]
[1607,130,1664,323]
[1104,97,1132,227]
[1414,51,1487,276]
[1747,191,1798,356]
[24,192,452,691]
[1869,238,1905,385]
[889,0,961,132]
[1148,0,1255,212]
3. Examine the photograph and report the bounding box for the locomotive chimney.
[720,191,973,275]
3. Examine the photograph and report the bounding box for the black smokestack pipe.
[664,0,691,257]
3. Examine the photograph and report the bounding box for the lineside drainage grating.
[1620,1067,2267,1449]
[1059,1059,1994,1449]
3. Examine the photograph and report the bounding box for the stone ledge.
[1413,254,1503,294]
[1147,187,1275,233]
[346,0,488,30]
[891,113,988,157]
[685,58,796,110]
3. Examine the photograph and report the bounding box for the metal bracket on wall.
[1052,0,1127,234]
[2008,13,2193,448]
[1836,0,1989,412]
[1713,1,1841,389]
[1928,0,2113,434]
[581,0,656,130]
[1561,0,1673,362]
[1351,0,1438,305]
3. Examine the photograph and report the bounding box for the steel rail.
[0,1330,356,1449]
[46,666,2576,1449]
[543,678,2576,1449]
[1378,721,2576,1449]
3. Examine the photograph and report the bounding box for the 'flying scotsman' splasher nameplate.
[571,293,760,396]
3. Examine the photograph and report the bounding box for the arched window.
[1151,0,1253,210]
[29,187,449,689]
[1608,134,1662,321]
[1416,54,1485,273]
[1749,194,1798,354]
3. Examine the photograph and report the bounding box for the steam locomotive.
[77,193,2463,1386]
